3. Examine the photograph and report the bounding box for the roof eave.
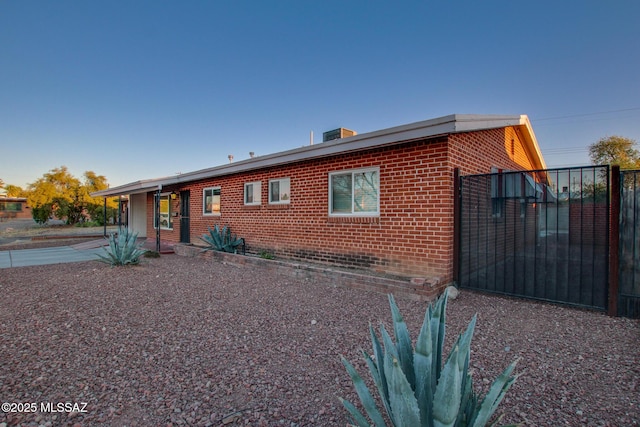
[91,179,174,198]
[91,114,544,197]
[515,115,547,170]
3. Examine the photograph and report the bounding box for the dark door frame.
[180,190,190,244]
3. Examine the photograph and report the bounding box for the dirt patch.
[0,255,638,426]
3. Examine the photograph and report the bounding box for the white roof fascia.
[451,114,524,132]
[91,179,171,198]
[517,114,547,170]
[92,114,532,197]
[174,115,463,184]
[170,114,523,183]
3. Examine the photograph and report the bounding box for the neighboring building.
[92,114,546,288]
[0,197,30,220]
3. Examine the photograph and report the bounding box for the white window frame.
[328,167,380,217]
[154,192,173,230]
[203,187,221,216]
[244,181,262,206]
[268,178,291,204]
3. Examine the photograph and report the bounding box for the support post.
[118,197,122,232]
[103,197,107,237]
[155,189,161,253]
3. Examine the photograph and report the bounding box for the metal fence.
[619,170,640,317]
[457,166,610,311]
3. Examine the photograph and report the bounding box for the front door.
[180,190,190,243]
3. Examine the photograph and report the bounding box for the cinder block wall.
[147,126,535,287]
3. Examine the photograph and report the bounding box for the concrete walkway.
[0,245,106,268]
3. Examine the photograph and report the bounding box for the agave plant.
[340,291,518,427]
[199,224,244,253]
[97,227,147,266]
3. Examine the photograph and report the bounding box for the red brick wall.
[448,127,535,175]
[446,127,538,280]
[146,126,538,285]
[569,202,609,246]
[0,199,31,220]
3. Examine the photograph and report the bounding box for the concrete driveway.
[0,242,106,268]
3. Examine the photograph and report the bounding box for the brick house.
[93,114,546,288]
[0,197,30,220]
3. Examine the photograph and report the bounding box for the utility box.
[322,127,357,142]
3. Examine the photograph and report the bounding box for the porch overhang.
[90,179,175,198]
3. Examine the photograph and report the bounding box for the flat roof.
[92,113,544,197]
[0,196,27,202]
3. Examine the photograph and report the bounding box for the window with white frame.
[329,168,379,215]
[154,194,173,229]
[203,187,221,215]
[269,178,290,204]
[244,181,261,205]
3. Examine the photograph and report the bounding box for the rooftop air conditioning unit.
[322,127,357,142]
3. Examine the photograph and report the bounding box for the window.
[203,187,221,215]
[244,181,261,205]
[154,194,173,229]
[491,168,540,199]
[329,168,379,216]
[269,178,290,204]
[490,167,545,218]
[0,202,22,212]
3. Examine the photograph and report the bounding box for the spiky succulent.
[97,227,147,266]
[340,291,518,427]
[199,224,244,253]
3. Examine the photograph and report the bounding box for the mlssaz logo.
[41,402,88,413]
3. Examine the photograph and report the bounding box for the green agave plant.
[97,227,147,266]
[340,291,518,427]
[199,224,244,253]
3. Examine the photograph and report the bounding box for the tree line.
[1,166,119,225]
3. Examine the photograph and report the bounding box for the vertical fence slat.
[609,166,620,316]
[618,168,640,318]
[458,165,610,313]
[453,168,460,285]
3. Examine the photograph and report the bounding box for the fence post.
[103,197,107,237]
[608,165,620,316]
[453,168,461,286]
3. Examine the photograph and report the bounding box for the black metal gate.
[180,190,190,244]
[457,166,610,311]
[619,170,640,317]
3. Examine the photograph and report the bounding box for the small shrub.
[31,205,52,225]
[340,291,518,427]
[199,225,244,253]
[259,250,274,260]
[144,250,161,258]
[97,228,147,266]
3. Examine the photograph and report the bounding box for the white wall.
[129,193,147,237]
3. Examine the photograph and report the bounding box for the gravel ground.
[0,254,638,427]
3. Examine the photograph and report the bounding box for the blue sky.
[1,1,639,189]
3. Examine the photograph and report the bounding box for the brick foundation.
[173,244,441,301]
